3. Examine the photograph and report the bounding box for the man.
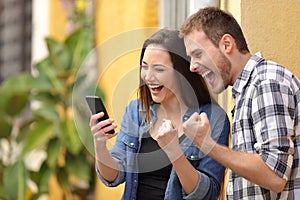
[180,7,300,199]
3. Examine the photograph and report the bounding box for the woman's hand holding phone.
[89,112,117,145]
[86,97,119,181]
[85,96,115,134]
[86,96,118,147]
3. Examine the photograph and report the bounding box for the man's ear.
[219,34,234,53]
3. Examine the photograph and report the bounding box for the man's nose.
[190,63,198,72]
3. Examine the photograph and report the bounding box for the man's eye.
[195,53,202,58]
[141,65,148,69]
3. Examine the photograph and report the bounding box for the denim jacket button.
[130,142,134,147]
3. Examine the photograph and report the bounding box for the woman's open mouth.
[148,84,164,94]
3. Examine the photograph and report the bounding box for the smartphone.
[85,96,115,134]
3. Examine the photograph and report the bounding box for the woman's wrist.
[164,144,184,162]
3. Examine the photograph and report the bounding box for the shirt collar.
[232,52,264,98]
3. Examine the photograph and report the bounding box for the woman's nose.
[144,69,155,81]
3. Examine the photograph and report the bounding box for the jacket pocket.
[121,134,139,151]
[182,143,205,167]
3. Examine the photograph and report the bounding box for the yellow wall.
[95,0,158,121]
[222,0,300,79]
[219,0,300,117]
[94,0,158,199]
[240,0,300,75]
[49,0,68,41]
[47,1,68,199]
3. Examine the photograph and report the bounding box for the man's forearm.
[207,142,286,193]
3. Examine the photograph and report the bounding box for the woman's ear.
[219,34,234,53]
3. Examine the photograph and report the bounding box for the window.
[0,0,32,83]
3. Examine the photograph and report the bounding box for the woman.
[89,29,230,200]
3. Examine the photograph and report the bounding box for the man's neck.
[231,52,252,85]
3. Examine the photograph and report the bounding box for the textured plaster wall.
[49,0,67,41]
[222,0,300,74]
[95,1,159,199]
[241,0,300,75]
[220,0,300,114]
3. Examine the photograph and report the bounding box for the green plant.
[0,28,102,200]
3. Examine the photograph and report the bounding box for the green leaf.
[56,167,69,191]
[46,37,72,71]
[18,161,27,200]
[31,92,60,106]
[22,121,54,155]
[30,162,52,193]
[46,138,62,169]
[65,29,94,71]
[60,119,82,154]
[4,93,29,117]
[33,105,60,121]
[64,29,83,55]
[65,151,91,181]
[0,73,33,96]
[34,59,65,93]
[0,73,52,97]
[0,118,12,138]
[34,58,54,81]
[3,160,27,200]
[0,184,9,199]
[16,118,35,143]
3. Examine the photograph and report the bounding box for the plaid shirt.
[227,52,300,199]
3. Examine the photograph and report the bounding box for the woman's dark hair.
[138,28,211,122]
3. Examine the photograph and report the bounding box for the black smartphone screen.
[85,96,115,134]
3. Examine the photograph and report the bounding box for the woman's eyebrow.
[152,64,167,67]
[142,61,167,68]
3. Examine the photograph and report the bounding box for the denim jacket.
[97,99,230,200]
